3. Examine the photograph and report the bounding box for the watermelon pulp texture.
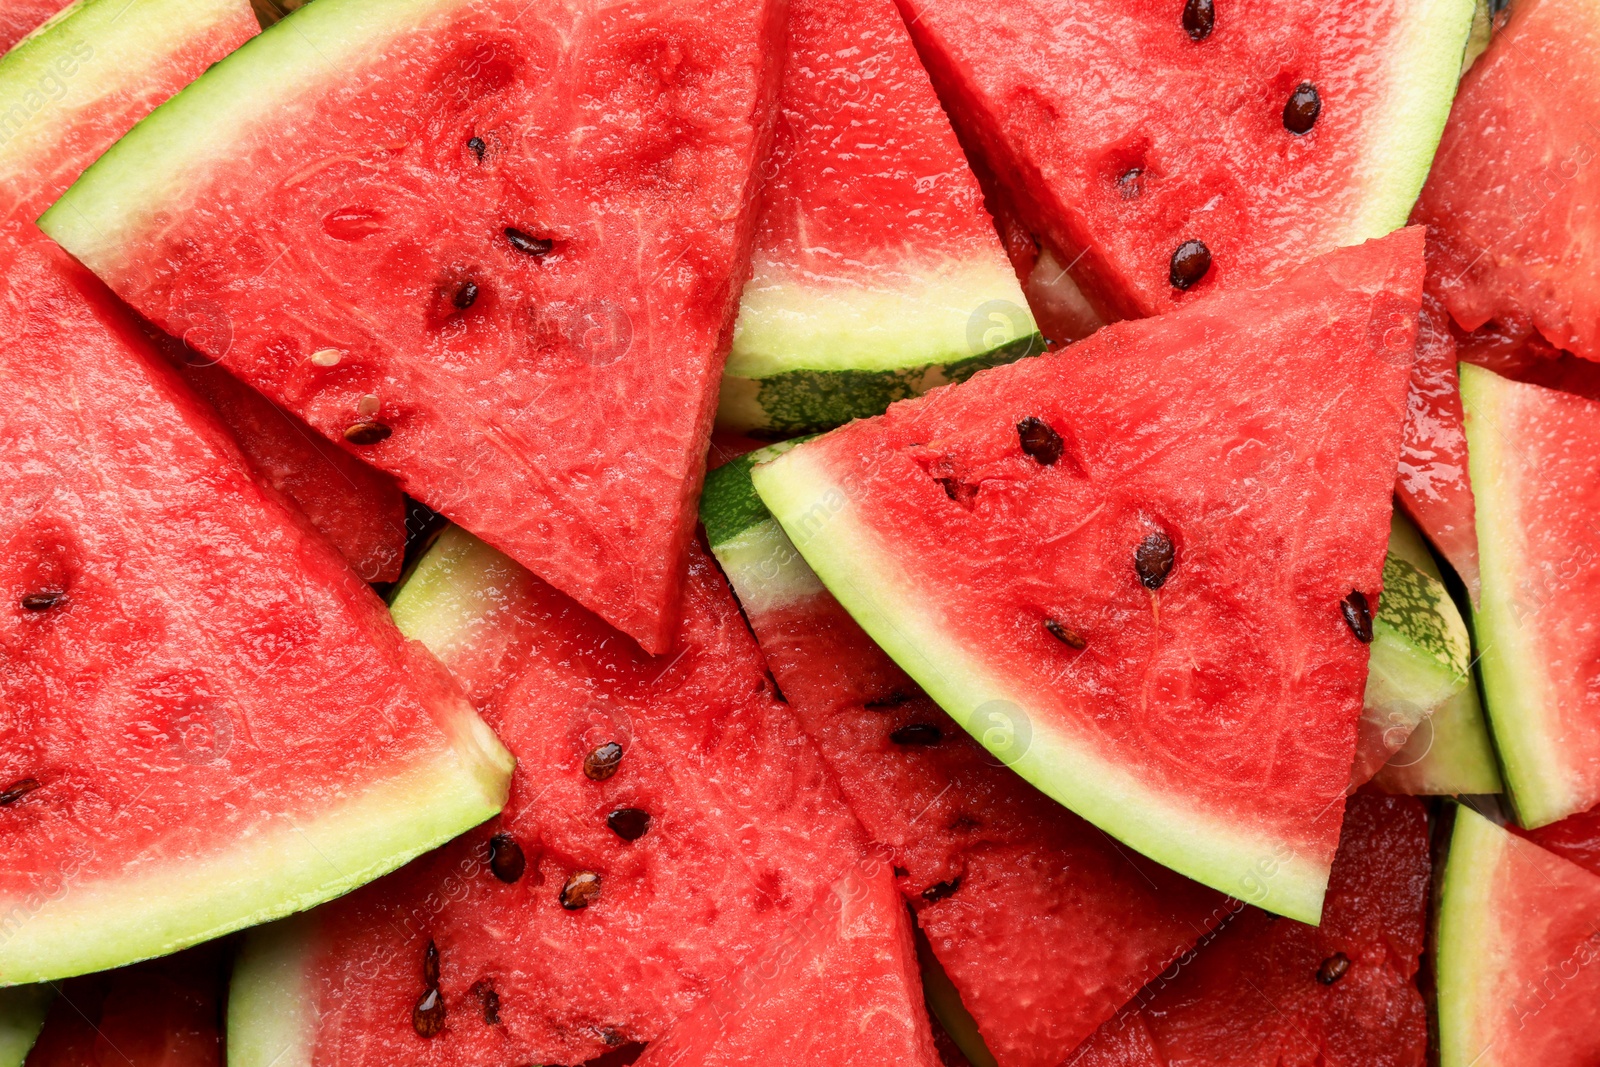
[1069,794,1430,1067]
[1461,364,1600,827]
[1413,0,1600,363]
[894,0,1472,322]
[633,863,940,1067]
[752,231,1425,923]
[1520,803,1600,877]
[718,0,1038,435]
[40,0,787,654]
[702,446,1226,1067]
[226,527,867,1067]
[1436,806,1600,1067]
[0,0,70,55]
[0,231,511,984]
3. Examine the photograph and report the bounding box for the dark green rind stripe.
[700,440,802,549]
[1375,552,1465,671]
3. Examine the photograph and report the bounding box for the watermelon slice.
[0,987,50,1067]
[1412,0,1600,364]
[752,230,1424,922]
[702,445,1226,1066]
[718,0,1039,436]
[226,527,866,1066]
[1520,802,1600,878]
[1461,364,1600,827]
[40,0,786,653]
[1069,794,1431,1067]
[632,863,940,1067]
[1436,806,1600,1067]
[893,0,1473,322]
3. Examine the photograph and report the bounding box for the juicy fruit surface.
[1462,365,1600,826]
[41,0,785,653]
[0,231,509,983]
[1437,808,1600,1067]
[704,449,1226,1067]
[231,528,865,1066]
[1520,803,1600,877]
[896,0,1472,321]
[1414,0,1600,362]
[754,231,1424,921]
[633,864,940,1067]
[1070,794,1431,1067]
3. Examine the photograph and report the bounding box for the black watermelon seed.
[1181,0,1215,40]
[1341,591,1374,643]
[20,590,62,611]
[1044,618,1087,650]
[1135,532,1176,590]
[479,986,500,1025]
[584,742,623,781]
[560,871,602,910]
[1317,952,1351,985]
[922,877,961,902]
[412,988,445,1038]
[890,723,943,746]
[422,940,440,988]
[1017,417,1064,466]
[607,807,652,842]
[0,779,39,805]
[1117,167,1144,198]
[864,691,913,709]
[343,420,391,445]
[1169,240,1211,290]
[453,280,480,310]
[504,228,554,256]
[487,832,526,883]
[468,136,486,160]
[1283,82,1322,135]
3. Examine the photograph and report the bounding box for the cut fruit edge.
[751,445,1330,923]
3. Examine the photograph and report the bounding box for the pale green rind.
[1460,364,1569,826]
[701,441,823,614]
[227,912,318,1067]
[752,445,1329,923]
[1435,805,1510,1067]
[914,927,998,1067]
[388,524,509,657]
[1343,0,1477,243]
[39,0,462,258]
[0,985,51,1067]
[1376,683,1503,795]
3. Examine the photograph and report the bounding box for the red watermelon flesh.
[631,863,941,1067]
[0,0,70,55]
[40,0,787,654]
[1068,793,1430,1067]
[893,0,1470,322]
[751,229,1425,922]
[1521,803,1600,878]
[1412,0,1600,363]
[225,528,867,1067]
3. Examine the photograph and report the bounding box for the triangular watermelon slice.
[752,229,1425,922]
[894,0,1473,321]
[702,446,1226,1066]
[719,0,1039,436]
[1070,794,1431,1067]
[226,527,867,1067]
[41,0,787,653]
[1436,806,1600,1067]
[632,863,941,1067]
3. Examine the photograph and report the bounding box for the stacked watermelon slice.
[2,0,1598,1061]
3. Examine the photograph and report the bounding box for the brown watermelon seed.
[487,832,526,883]
[0,779,39,805]
[560,871,602,910]
[1044,618,1087,650]
[1317,952,1351,985]
[1341,591,1374,643]
[1016,417,1064,466]
[584,741,623,781]
[1169,240,1211,290]
[412,988,445,1038]
[453,280,480,310]
[890,723,943,746]
[1283,82,1322,135]
[1117,167,1144,198]
[20,590,62,611]
[1135,532,1176,590]
[343,420,391,446]
[468,136,486,161]
[504,228,554,256]
[1181,0,1214,39]
[471,980,501,1025]
[422,940,440,988]
[607,807,652,842]
[922,877,961,902]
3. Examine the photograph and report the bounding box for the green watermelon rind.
[228,912,319,1067]
[0,985,51,1067]
[1433,805,1513,1067]
[750,444,1331,924]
